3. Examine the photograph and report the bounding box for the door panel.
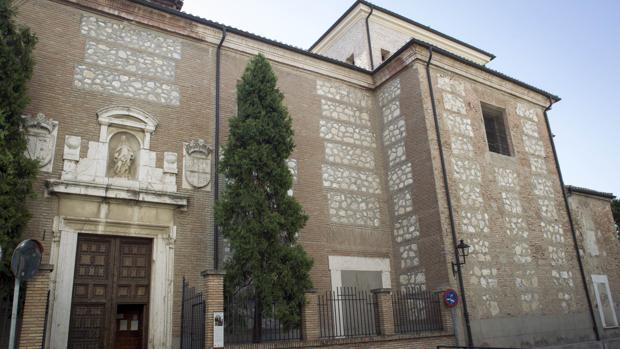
[68,235,152,349]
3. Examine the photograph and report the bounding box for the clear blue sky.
[184,0,620,197]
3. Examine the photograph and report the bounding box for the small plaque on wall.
[214,312,224,348]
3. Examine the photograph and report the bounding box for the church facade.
[12,0,620,348]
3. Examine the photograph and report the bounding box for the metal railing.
[392,286,443,334]
[225,292,301,344]
[318,287,378,339]
[180,277,205,349]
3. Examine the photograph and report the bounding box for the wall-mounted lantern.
[452,239,470,276]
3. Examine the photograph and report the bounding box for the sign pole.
[8,277,21,349]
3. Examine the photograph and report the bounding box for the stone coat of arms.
[184,139,212,189]
[23,113,58,172]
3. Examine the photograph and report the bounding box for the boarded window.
[482,104,511,156]
[592,275,619,328]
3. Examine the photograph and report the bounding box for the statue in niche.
[113,135,135,178]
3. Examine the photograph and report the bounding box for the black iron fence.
[318,287,378,339]
[392,287,443,334]
[181,277,205,349]
[224,292,301,344]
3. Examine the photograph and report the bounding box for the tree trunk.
[252,298,263,343]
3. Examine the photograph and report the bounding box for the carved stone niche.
[97,106,158,182]
[107,131,140,179]
[23,113,59,172]
[182,139,212,190]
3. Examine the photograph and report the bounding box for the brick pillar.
[302,289,320,341]
[202,270,225,349]
[372,288,394,336]
[18,264,53,349]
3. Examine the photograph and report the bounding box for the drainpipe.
[425,46,474,347]
[542,98,601,341]
[213,27,227,270]
[365,7,374,70]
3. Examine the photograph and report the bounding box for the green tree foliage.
[612,198,620,229]
[216,54,313,339]
[0,0,38,296]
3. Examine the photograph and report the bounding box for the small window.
[381,49,391,62]
[482,104,512,156]
[345,54,355,65]
[592,275,619,328]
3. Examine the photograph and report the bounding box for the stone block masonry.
[75,15,182,106]
[378,77,425,291]
[316,79,381,228]
[517,103,576,313]
[436,72,500,317]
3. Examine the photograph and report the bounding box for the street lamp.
[452,239,470,276]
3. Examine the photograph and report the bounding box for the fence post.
[371,288,394,336]
[302,289,319,341]
[18,264,53,349]
[202,270,225,349]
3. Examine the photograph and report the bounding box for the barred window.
[482,104,512,156]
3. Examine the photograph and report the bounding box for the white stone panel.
[316,80,370,108]
[393,215,420,243]
[451,136,474,155]
[521,119,540,138]
[387,163,413,192]
[538,198,558,219]
[505,217,528,238]
[532,176,554,197]
[327,191,380,227]
[387,141,406,168]
[501,192,523,214]
[381,99,400,124]
[400,270,426,290]
[530,157,548,174]
[445,113,473,136]
[523,136,545,157]
[516,103,539,122]
[495,168,518,188]
[85,41,176,81]
[319,119,376,148]
[452,158,481,182]
[324,142,375,169]
[542,222,565,244]
[74,65,180,106]
[322,165,381,194]
[461,210,490,234]
[81,15,181,59]
[378,78,400,107]
[400,243,420,268]
[393,190,414,216]
[458,183,483,208]
[320,99,370,127]
[442,93,466,114]
[383,118,406,145]
[437,74,465,96]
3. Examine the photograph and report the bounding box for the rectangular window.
[592,274,619,328]
[482,104,511,156]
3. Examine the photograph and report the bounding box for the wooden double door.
[68,234,152,349]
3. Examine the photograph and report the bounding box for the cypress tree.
[0,0,38,297]
[216,54,313,341]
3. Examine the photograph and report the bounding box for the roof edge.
[309,0,495,61]
[125,0,559,102]
[374,36,560,102]
[566,185,616,200]
[127,0,371,74]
